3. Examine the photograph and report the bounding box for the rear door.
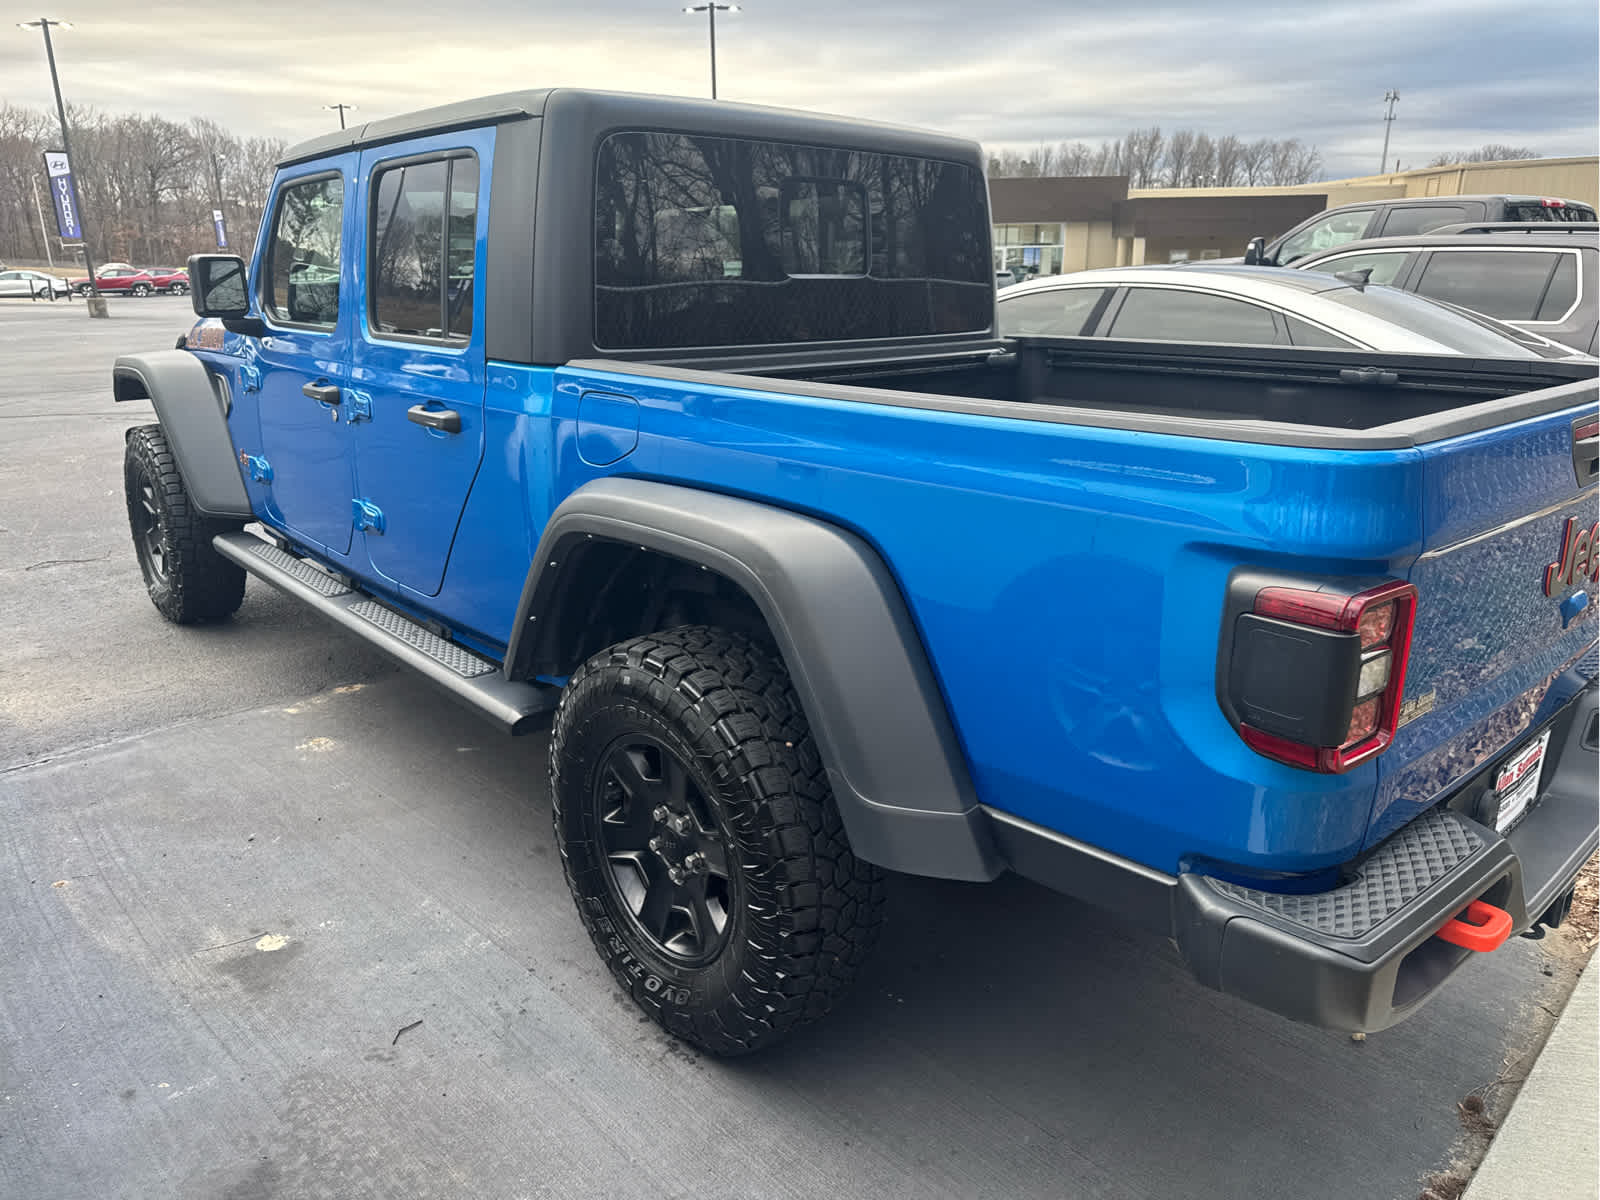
[348,129,491,597]
[1369,388,1599,842]
[253,162,356,556]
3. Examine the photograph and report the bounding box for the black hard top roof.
[278,87,975,168]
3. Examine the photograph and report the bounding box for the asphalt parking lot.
[0,295,1590,1200]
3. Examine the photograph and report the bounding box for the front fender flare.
[509,478,1002,882]
[113,350,251,519]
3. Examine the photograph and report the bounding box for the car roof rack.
[1428,221,1600,236]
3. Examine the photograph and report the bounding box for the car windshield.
[1315,284,1541,358]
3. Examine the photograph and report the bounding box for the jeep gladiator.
[112,89,1599,1055]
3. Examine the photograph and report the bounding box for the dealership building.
[990,155,1599,278]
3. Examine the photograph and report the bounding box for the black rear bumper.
[990,672,1597,1033]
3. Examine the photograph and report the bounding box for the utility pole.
[323,102,356,130]
[682,3,740,99]
[19,17,106,316]
[30,174,55,268]
[1379,89,1400,176]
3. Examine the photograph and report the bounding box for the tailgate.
[1369,390,1599,844]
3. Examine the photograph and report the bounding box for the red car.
[71,266,159,296]
[142,267,190,295]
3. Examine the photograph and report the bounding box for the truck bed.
[615,337,1596,448]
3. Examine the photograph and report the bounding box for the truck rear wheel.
[123,424,246,624]
[549,625,885,1055]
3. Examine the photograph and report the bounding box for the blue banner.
[43,151,82,241]
[213,208,228,249]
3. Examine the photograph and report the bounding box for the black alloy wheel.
[592,733,736,966]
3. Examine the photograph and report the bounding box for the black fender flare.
[508,477,1003,881]
[113,350,251,519]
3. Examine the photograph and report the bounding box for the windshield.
[1316,285,1541,358]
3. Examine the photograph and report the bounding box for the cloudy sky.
[4,0,1596,179]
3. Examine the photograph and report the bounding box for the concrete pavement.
[1463,962,1597,1200]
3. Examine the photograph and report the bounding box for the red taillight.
[1540,198,1566,208]
[1576,418,1599,442]
[1236,579,1417,773]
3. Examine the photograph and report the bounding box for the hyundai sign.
[43,151,82,241]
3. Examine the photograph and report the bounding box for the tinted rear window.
[594,132,992,349]
[1318,285,1538,357]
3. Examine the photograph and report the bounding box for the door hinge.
[352,497,385,535]
[345,388,373,425]
[239,451,273,483]
[239,364,261,394]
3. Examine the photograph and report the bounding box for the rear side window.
[594,131,991,349]
[268,174,344,328]
[1413,250,1568,320]
[369,152,478,340]
[1536,255,1578,320]
[1377,205,1470,236]
[1107,288,1282,345]
[1285,317,1358,348]
[997,288,1109,337]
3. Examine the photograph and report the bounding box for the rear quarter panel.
[550,363,1435,876]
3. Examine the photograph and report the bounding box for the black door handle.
[302,381,341,405]
[407,404,461,434]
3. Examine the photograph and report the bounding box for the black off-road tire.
[123,424,246,624]
[550,626,886,1055]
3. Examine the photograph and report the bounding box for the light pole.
[1379,89,1400,176]
[323,102,357,130]
[19,17,106,316]
[682,3,740,100]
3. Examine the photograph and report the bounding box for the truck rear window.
[593,131,992,350]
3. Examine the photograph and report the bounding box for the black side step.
[214,530,558,734]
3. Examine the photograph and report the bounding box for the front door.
[254,163,356,556]
[348,133,490,597]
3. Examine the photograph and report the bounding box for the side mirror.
[1243,236,1267,266]
[187,253,250,318]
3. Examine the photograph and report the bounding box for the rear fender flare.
[508,477,1002,881]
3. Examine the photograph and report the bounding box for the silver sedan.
[0,269,73,299]
[996,264,1575,357]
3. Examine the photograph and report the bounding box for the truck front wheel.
[123,425,246,624]
[549,625,885,1055]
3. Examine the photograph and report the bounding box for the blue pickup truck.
[113,90,1599,1056]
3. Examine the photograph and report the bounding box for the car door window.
[1275,208,1376,264]
[267,174,344,328]
[1107,287,1282,345]
[1377,205,1470,236]
[1413,250,1564,320]
[369,153,479,340]
[1299,250,1410,287]
[997,288,1109,337]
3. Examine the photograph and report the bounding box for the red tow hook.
[1435,900,1514,952]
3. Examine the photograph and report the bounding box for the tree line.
[987,128,1324,187]
[0,102,285,271]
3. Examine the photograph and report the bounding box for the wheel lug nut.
[667,814,692,836]
[648,836,663,852]
[652,806,670,823]
[668,867,684,884]
[684,852,707,874]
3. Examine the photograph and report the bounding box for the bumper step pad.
[1206,807,1486,940]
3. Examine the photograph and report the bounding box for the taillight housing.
[1217,574,1418,774]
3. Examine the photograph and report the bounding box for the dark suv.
[1247,194,1598,269]
[1291,224,1598,354]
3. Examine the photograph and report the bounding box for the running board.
[213,530,558,734]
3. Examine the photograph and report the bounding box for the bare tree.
[1426,144,1540,167]
[986,127,1321,188]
